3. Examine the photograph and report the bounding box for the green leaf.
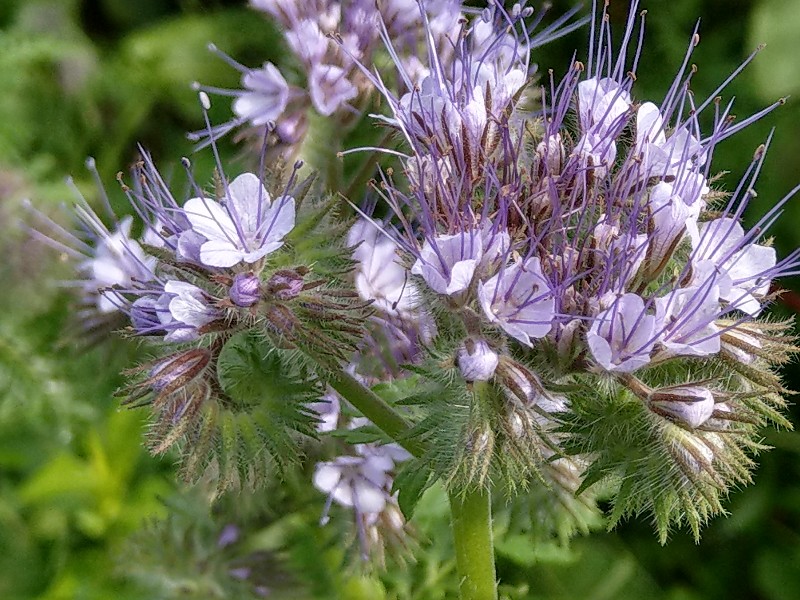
[393,459,435,519]
[329,424,388,445]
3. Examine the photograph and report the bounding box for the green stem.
[327,370,424,457]
[299,110,344,191]
[449,487,498,600]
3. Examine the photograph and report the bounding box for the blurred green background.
[2,0,800,598]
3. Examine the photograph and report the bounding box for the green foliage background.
[2,0,800,598]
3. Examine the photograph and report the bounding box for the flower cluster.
[31,0,800,563]
[355,0,799,537]
[191,0,464,157]
[119,155,300,345]
[372,1,795,386]
[312,409,412,559]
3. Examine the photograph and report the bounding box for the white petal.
[199,240,246,268]
[313,464,343,494]
[226,173,270,235]
[260,196,296,242]
[184,197,238,244]
[353,481,387,514]
[636,102,666,147]
[445,259,478,295]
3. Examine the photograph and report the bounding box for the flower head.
[184,173,295,268]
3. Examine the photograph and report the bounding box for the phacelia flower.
[231,61,291,127]
[314,455,394,519]
[478,258,555,347]
[586,294,656,373]
[183,172,295,268]
[348,218,419,316]
[689,217,777,316]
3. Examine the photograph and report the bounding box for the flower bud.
[668,428,721,477]
[536,134,565,174]
[229,272,261,307]
[266,269,304,300]
[456,338,499,381]
[648,386,715,429]
[149,348,212,394]
[720,327,763,365]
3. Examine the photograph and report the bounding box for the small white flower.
[690,218,776,316]
[232,62,290,127]
[285,19,329,66]
[635,102,706,179]
[82,216,156,313]
[577,77,631,134]
[348,219,418,315]
[308,64,358,116]
[646,181,702,270]
[478,257,555,346]
[158,281,220,342]
[313,455,393,518]
[412,231,483,296]
[587,293,656,373]
[655,285,721,358]
[184,173,295,268]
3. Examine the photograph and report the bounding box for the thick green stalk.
[299,110,343,191]
[449,487,498,600]
[327,369,425,457]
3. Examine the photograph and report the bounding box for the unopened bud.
[720,327,763,364]
[229,272,261,307]
[457,338,499,382]
[149,349,211,392]
[536,134,565,174]
[649,386,715,429]
[266,269,305,300]
[670,428,717,475]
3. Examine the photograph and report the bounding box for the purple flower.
[285,19,329,66]
[26,159,158,330]
[308,63,358,116]
[635,102,707,179]
[645,181,702,272]
[158,281,221,342]
[478,258,555,347]
[411,230,483,297]
[689,218,776,316]
[587,294,656,373]
[231,62,290,127]
[183,173,295,268]
[356,0,800,385]
[313,455,393,518]
[348,219,419,316]
[80,216,157,314]
[654,285,721,358]
[577,77,631,135]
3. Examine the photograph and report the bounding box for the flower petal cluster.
[366,0,797,385]
[193,0,463,156]
[183,173,295,268]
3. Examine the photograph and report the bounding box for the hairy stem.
[327,369,425,456]
[300,111,343,191]
[449,486,497,600]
